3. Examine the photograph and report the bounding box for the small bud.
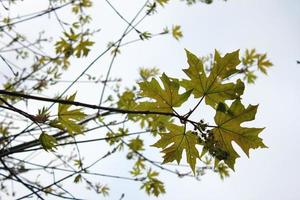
[126,152,133,160]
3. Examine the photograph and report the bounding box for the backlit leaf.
[152,124,200,173]
[137,73,192,113]
[141,169,165,197]
[181,49,244,108]
[172,25,183,40]
[74,39,94,57]
[39,132,57,151]
[74,174,82,183]
[257,53,272,74]
[155,0,169,6]
[57,93,86,134]
[212,100,267,169]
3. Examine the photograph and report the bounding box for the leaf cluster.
[133,49,267,172]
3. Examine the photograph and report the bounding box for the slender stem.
[0,158,45,200]
[0,0,77,30]
[0,89,176,117]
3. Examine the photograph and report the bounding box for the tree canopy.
[0,0,272,199]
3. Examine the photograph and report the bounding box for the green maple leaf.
[257,53,272,74]
[74,39,94,57]
[212,100,267,169]
[55,38,73,57]
[181,49,245,108]
[39,132,57,151]
[128,136,144,152]
[57,93,86,134]
[155,0,169,6]
[117,90,137,110]
[242,49,259,66]
[152,124,200,173]
[141,169,165,197]
[172,25,183,41]
[74,174,82,183]
[137,73,192,113]
[63,28,80,41]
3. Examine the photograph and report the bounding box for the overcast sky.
[1,0,300,199]
[88,1,300,199]
[85,1,300,199]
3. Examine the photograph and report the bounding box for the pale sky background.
[87,1,300,199]
[1,0,300,199]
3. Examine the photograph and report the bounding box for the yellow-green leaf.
[74,39,94,57]
[181,49,244,108]
[152,124,200,173]
[128,136,144,152]
[212,100,267,169]
[39,132,57,151]
[137,73,192,113]
[172,25,183,40]
[155,0,169,6]
[74,174,82,183]
[257,53,272,74]
[117,90,137,110]
[141,169,165,197]
[57,93,86,134]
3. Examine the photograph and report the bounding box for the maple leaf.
[55,38,73,57]
[57,93,86,134]
[117,90,137,110]
[242,49,259,66]
[257,53,272,74]
[155,0,169,6]
[240,49,272,83]
[152,124,200,173]
[244,71,257,84]
[74,174,82,183]
[181,49,245,108]
[39,132,57,151]
[74,39,94,57]
[139,67,160,80]
[128,136,144,152]
[211,100,267,169]
[172,25,183,40]
[139,31,152,40]
[137,73,192,113]
[63,28,80,41]
[141,169,165,197]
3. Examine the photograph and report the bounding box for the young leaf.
[141,169,165,197]
[139,67,160,80]
[96,184,110,196]
[181,49,245,108]
[39,132,57,151]
[215,162,230,180]
[74,39,94,57]
[152,124,200,173]
[74,174,82,183]
[257,53,272,74]
[139,31,152,40]
[117,90,137,110]
[244,71,257,84]
[172,25,183,40]
[155,0,169,6]
[57,93,86,134]
[242,49,259,66]
[55,38,73,57]
[137,73,192,113]
[212,100,267,169]
[128,136,144,152]
[240,49,272,83]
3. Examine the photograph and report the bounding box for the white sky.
[86,1,300,199]
[1,0,300,199]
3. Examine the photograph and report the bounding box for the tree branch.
[0,89,176,117]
